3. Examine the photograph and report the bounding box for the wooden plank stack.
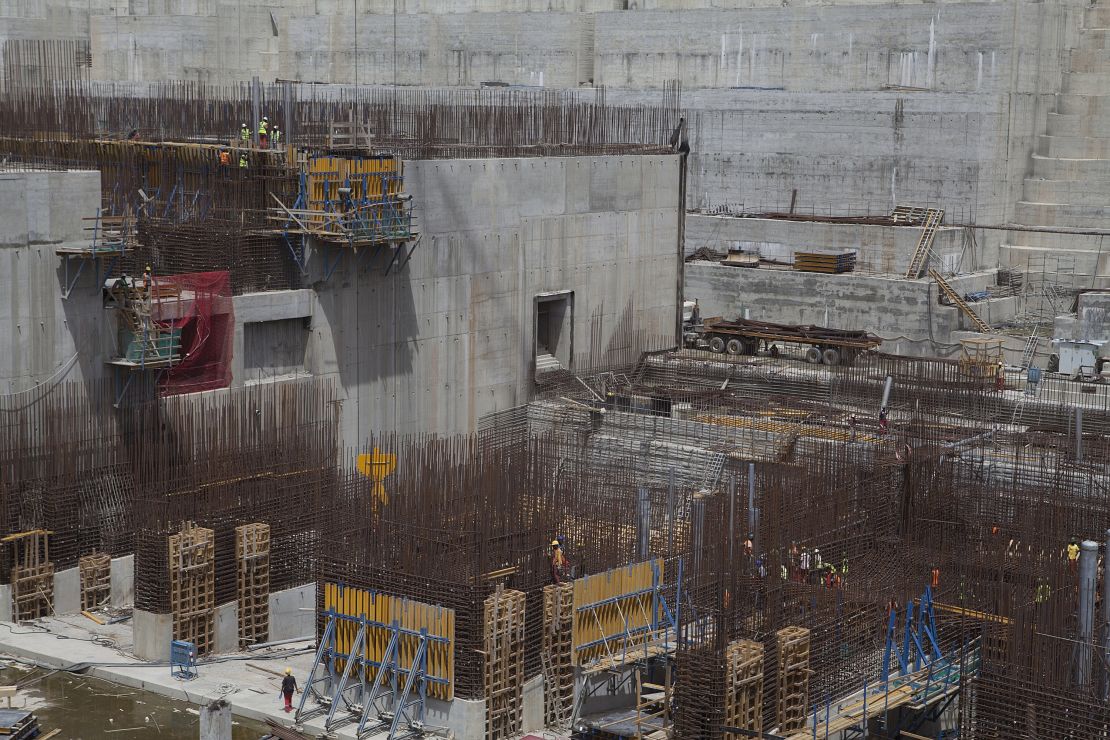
[542,582,574,729]
[776,626,811,733]
[725,639,764,736]
[168,522,215,655]
[236,523,270,648]
[484,587,526,740]
[793,251,856,274]
[79,552,112,611]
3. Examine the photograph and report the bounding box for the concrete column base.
[133,609,173,662]
[110,554,134,608]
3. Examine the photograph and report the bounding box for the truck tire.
[725,338,743,355]
[822,348,842,366]
[709,336,726,353]
[804,347,822,364]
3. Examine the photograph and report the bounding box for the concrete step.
[1014,200,1110,228]
[1037,133,1110,159]
[1047,111,1110,137]
[1075,28,1110,49]
[1031,153,1110,180]
[535,352,562,373]
[1063,70,1110,95]
[1067,49,1110,73]
[1057,93,1110,117]
[1085,5,1110,29]
[1023,178,1110,206]
[1002,228,1108,253]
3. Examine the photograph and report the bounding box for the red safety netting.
[153,271,234,396]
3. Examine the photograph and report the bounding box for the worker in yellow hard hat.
[280,667,298,712]
[550,539,571,584]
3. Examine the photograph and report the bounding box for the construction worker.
[550,539,571,584]
[813,547,823,572]
[1067,538,1080,571]
[743,533,753,557]
[271,124,282,146]
[995,361,1005,392]
[280,667,298,712]
[841,556,849,577]
[239,152,249,169]
[218,148,231,167]
[258,116,270,148]
[931,564,940,589]
[756,554,767,579]
[878,407,889,435]
[239,122,251,143]
[780,562,788,581]
[799,547,811,583]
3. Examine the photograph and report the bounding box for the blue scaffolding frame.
[295,609,446,738]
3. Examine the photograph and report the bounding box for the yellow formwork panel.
[305,155,403,217]
[571,559,663,667]
[324,582,455,701]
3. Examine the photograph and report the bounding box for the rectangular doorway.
[534,291,573,372]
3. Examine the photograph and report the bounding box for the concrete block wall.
[307,154,681,443]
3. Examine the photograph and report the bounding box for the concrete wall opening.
[244,318,309,382]
[535,291,573,373]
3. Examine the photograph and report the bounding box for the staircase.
[1020,326,1041,368]
[699,451,726,491]
[1006,1,1110,287]
[536,352,562,374]
[929,268,992,333]
[904,208,945,279]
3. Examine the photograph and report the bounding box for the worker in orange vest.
[931,565,940,589]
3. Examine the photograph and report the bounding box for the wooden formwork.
[542,582,574,728]
[484,587,526,740]
[4,530,54,621]
[168,522,215,655]
[776,626,811,733]
[725,639,764,737]
[79,552,112,611]
[235,522,270,648]
[571,559,665,669]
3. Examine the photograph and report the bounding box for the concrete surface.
[110,554,134,608]
[133,609,173,662]
[200,699,233,740]
[305,154,681,443]
[214,602,239,655]
[0,170,110,399]
[685,261,1015,356]
[0,585,10,623]
[51,566,79,615]
[268,583,315,642]
[0,614,491,740]
[523,672,544,732]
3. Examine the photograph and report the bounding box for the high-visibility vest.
[272,129,282,144]
[239,154,248,168]
[240,126,250,141]
[258,120,269,135]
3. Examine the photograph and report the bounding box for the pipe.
[747,462,757,553]
[880,375,894,411]
[1077,540,1098,690]
[1103,529,1110,701]
[1076,408,1084,462]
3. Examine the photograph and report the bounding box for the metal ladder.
[1020,324,1042,368]
[904,208,945,279]
[541,650,568,730]
[700,451,726,491]
[929,268,991,333]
